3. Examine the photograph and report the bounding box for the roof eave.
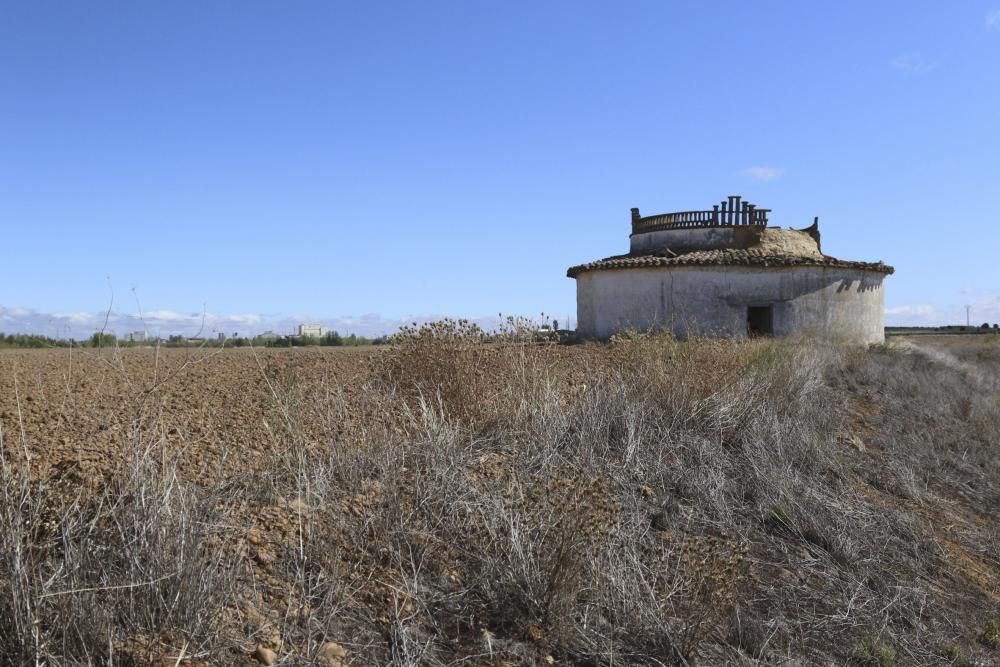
[567,259,895,278]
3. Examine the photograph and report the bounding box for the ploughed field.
[0,347,373,484]
[0,331,997,666]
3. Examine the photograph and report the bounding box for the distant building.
[128,331,148,343]
[297,324,327,338]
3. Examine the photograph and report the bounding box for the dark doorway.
[747,305,774,337]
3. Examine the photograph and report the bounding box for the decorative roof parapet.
[632,195,770,234]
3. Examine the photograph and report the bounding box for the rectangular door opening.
[747,305,774,337]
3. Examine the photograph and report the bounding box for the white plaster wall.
[630,227,739,253]
[575,265,886,344]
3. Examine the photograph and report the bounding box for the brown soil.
[0,347,370,483]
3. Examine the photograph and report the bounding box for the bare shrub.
[851,637,899,666]
[0,435,243,664]
[369,318,559,434]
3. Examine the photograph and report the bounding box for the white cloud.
[885,304,942,327]
[227,314,264,326]
[886,304,937,318]
[52,311,98,323]
[886,295,1000,327]
[141,309,198,322]
[0,306,35,319]
[986,8,1000,30]
[742,166,783,182]
[0,304,510,340]
[968,294,1000,323]
[890,52,937,75]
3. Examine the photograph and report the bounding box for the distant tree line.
[260,331,388,347]
[0,333,74,348]
[0,332,129,348]
[884,324,1000,335]
[0,330,388,349]
[160,331,388,348]
[161,333,387,347]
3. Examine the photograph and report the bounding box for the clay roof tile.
[566,248,895,278]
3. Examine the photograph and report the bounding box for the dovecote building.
[567,196,893,343]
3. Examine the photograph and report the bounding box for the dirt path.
[895,337,997,389]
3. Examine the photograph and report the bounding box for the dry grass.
[0,329,997,665]
[0,424,244,664]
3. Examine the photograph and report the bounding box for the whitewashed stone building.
[568,196,893,343]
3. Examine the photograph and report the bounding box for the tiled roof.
[566,248,895,278]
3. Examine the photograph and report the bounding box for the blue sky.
[2,2,999,337]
